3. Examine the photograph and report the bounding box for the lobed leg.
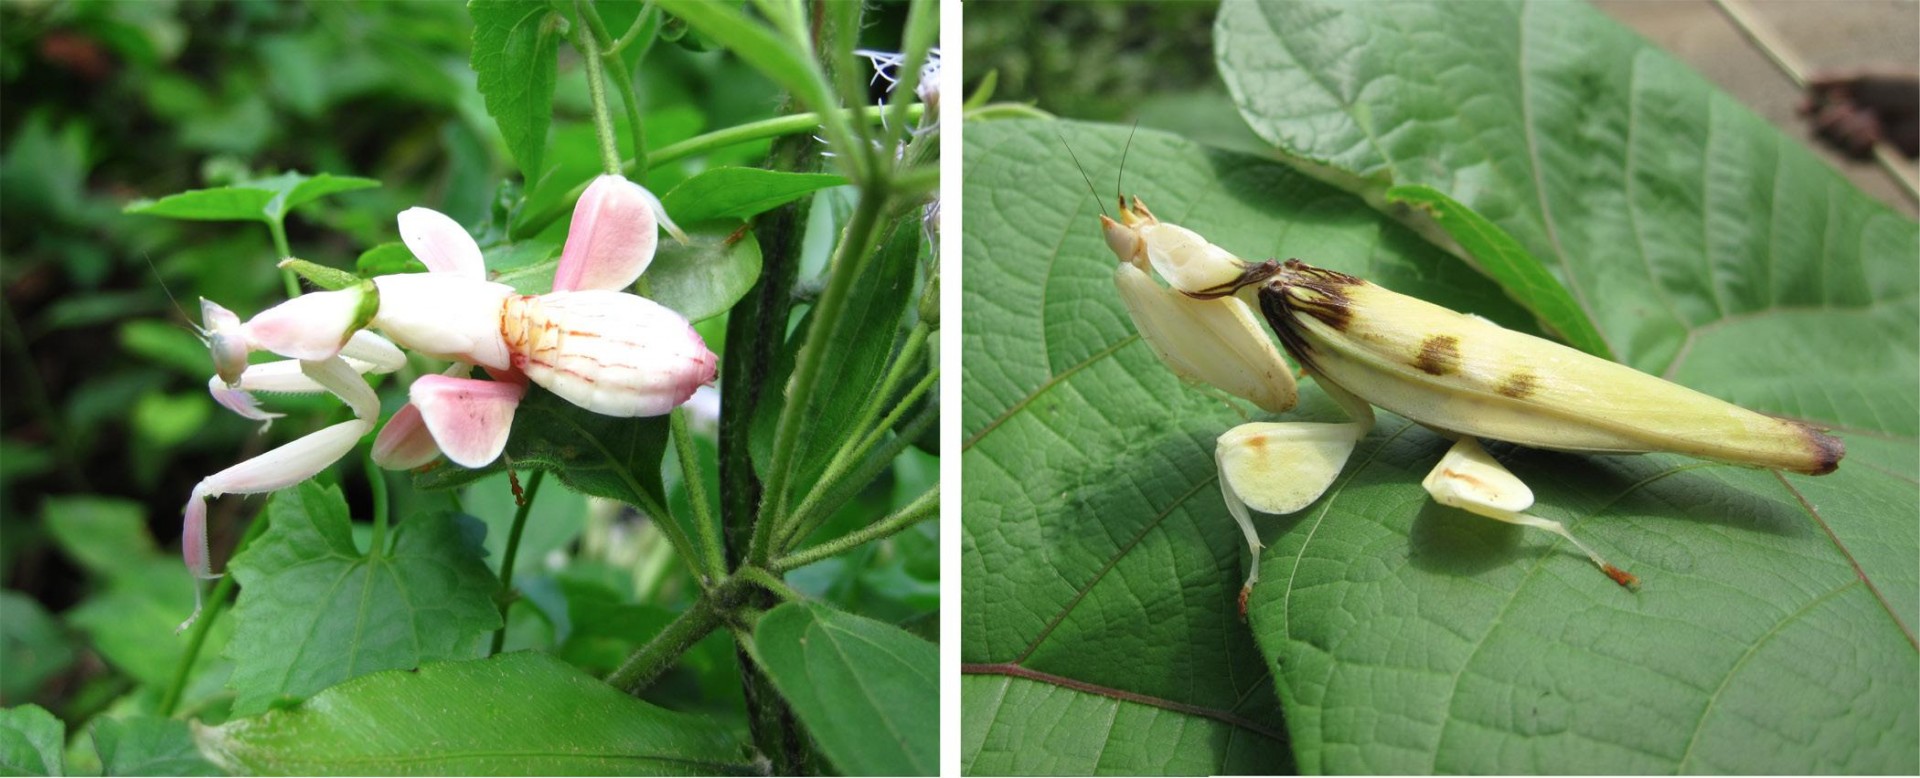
[1215,380,1376,612]
[1420,436,1638,590]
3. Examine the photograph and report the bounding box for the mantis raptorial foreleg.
[1421,436,1637,588]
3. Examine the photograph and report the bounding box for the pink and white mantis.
[181,174,717,626]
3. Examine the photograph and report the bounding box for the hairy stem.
[490,470,544,656]
[671,407,725,582]
[606,595,722,694]
[572,9,624,177]
[576,0,649,179]
[779,398,936,551]
[773,484,937,573]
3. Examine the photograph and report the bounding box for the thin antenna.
[1116,119,1140,206]
[142,252,199,333]
[1056,128,1110,219]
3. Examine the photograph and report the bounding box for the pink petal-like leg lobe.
[372,402,442,470]
[245,287,371,361]
[553,175,672,293]
[410,374,526,468]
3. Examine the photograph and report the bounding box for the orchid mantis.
[181,174,717,627]
[1103,196,1844,610]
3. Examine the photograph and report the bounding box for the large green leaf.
[90,717,216,777]
[469,0,561,182]
[194,652,754,775]
[961,119,1539,775]
[752,602,937,776]
[0,705,62,776]
[224,482,501,715]
[660,168,846,224]
[961,675,1283,775]
[0,592,72,703]
[1207,1,1920,772]
[123,171,379,223]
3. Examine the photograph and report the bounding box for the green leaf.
[132,393,211,450]
[124,172,378,224]
[1384,184,1610,357]
[646,220,763,322]
[961,675,1284,775]
[42,497,156,577]
[469,0,562,182]
[752,602,937,776]
[959,119,1557,775]
[764,223,920,508]
[413,386,672,519]
[0,592,74,703]
[353,242,426,277]
[91,717,217,777]
[1211,2,1919,772]
[491,221,762,323]
[194,652,754,775]
[659,168,846,224]
[224,482,501,715]
[0,705,63,776]
[653,2,837,133]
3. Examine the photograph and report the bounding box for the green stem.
[158,514,271,717]
[490,470,544,656]
[577,0,649,179]
[778,398,935,551]
[880,0,938,154]
[572,10,624,177]
[670,408,725,582]
[752,180,891,564]
[606,596,722,694]
[734,566,803,603]
[512,105,922,238]
[267,218,299,299]
[772,485,937,573]
[607,1,657,55]
[365,457,389,560]
[821,323,926,482]
[778,365,936,550]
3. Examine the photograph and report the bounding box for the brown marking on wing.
[1496,371,1538,399]
[1413,335,1461,376]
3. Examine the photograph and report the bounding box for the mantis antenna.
[1115,119,1139,211]
[1055,128,1110,220]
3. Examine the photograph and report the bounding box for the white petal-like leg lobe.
[397,206,486,278]
[1114,263,1297,414]
[553,175,665,293]
[1421,437,1639,590]
[502,291,717,417]
[410,374,526,468]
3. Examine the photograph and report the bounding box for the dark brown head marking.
[1413,335,1461,376]
[1496,371,1538,399]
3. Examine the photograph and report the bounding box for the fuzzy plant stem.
[490,470,544,656]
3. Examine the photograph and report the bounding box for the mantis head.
[1100,195,1279,300]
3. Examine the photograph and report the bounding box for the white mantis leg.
[1214,379,1376,611]
[1420,436,1638,590]
[179,355,380,631]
